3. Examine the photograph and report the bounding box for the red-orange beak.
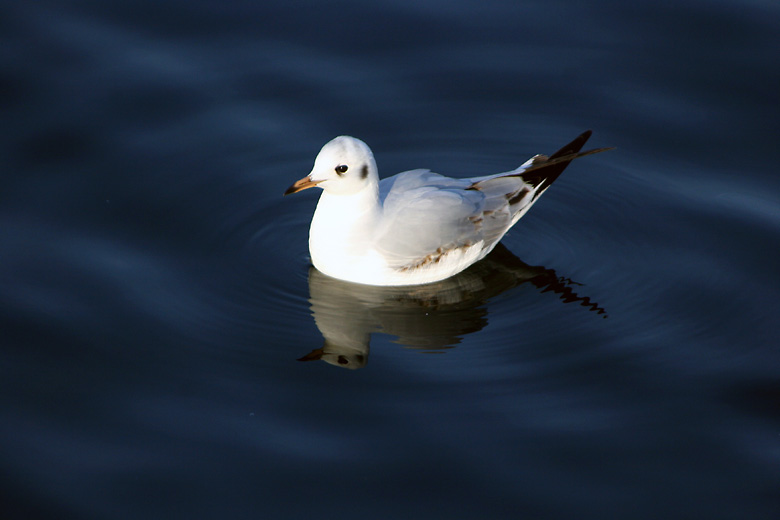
[284,175,322,196]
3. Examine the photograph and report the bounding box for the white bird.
[285,131,612,286]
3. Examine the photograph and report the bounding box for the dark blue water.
[2,1,779,518]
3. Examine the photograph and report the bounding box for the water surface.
[1,1,778,518]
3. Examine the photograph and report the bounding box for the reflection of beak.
[284,175,322,196]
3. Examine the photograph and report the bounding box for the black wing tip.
[518,131,612,190]
[549,129,593,160]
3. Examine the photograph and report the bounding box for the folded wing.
[374,131,613,270]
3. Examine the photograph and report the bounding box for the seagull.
[285,130,612,286]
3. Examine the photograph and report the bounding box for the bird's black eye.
[335,164,348,175]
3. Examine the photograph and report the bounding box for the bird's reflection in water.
[298,244,606,369]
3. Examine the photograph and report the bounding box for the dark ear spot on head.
[360,164,368,179]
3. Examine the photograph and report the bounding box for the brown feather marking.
[469,214,483,231]
[506,187,531,206]
[398,242,476,272]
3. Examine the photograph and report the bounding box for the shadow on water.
[298,243,606,369]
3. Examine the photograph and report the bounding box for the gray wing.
[375,169,514,268]
[372,131,612,270]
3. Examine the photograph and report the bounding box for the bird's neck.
[310,183,381,253]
